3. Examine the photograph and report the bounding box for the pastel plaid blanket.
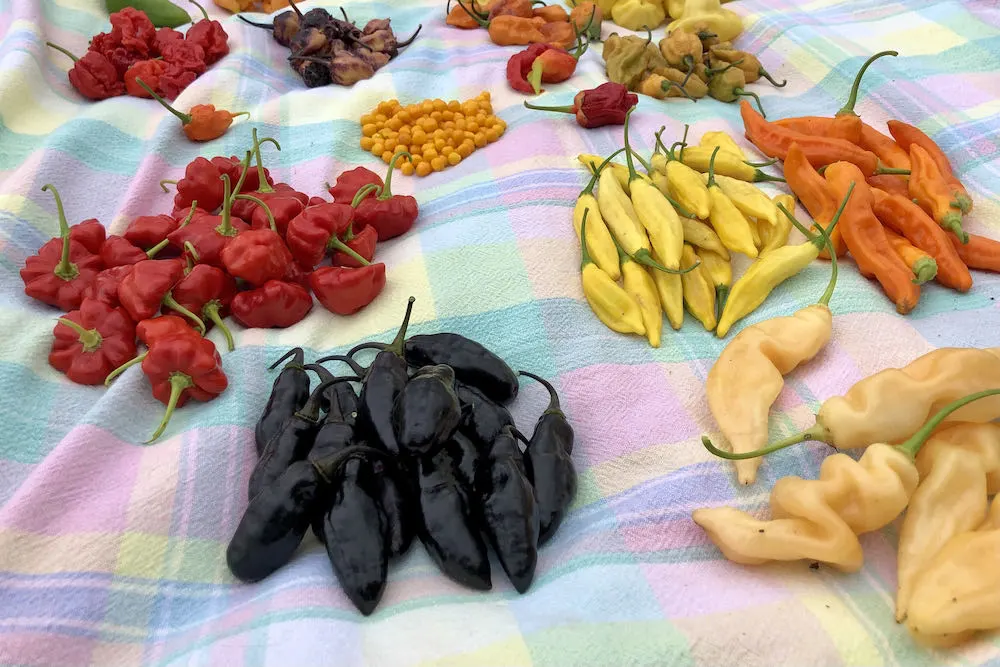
[1,0,999,665]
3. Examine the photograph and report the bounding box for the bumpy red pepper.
[351,154,420,240]
[160,39,207,76]
[155,27,184,54]
[141,334,228,443]
[157,63,198,100]
[507,41,584,95]
[125,213,178,249]
[137,315,201,347]
[283,260,313,288]
[109,7,156,56]
[184,0,230,66]
[327,167,383,204]
[136,78,248,142]
[285,202,355,267]
[83,265,133,308]
[230,132,309,224]
[46,43,125,100]
[101,235,169,268]
[67,219,106,255]
[124,59,167,98]
[118,258,205,331]
[212,154,272,195]
[523,82,638,129]
[333,224,378,268]
[168,171,251,267]
[172,262,238,351]
[231,280,313,329]
[309,250,386,315]
[50,298,137,386]
[20,185,102,311]
[220,199,292,286]
[174,158,230,213]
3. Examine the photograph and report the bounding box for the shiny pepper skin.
[404,334,519,405]
[49,298,138,386]
[220,229,292,286]
[82,265,133,308]
[255,348,310,457]
[231,280,313,329]
[393,364,463,457]
[456,382,514,447]
[310,264,387,316]
[333,225,378,268]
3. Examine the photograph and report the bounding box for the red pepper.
[137,315,201,347]
[231,280,313,329]
[332,223,378,268]
[160,39,207,76]
[172,263,238,351]
[100,235,168,268]
[124,59,167,98]
[310,263,387,316]
[46,43,125,100]
[244,193,305,237]
[184,0,230,65]
[212,155,272,195]
[105,46,143,78]
[351,154,420,240]
[49,298,137,386]
[283,260,313,288]
[168,170,251,267]
[174,158,230,213]
[507,43,550,94]
[20,185,102,311]
[506,42,583,95]
[136,78,248,142]
[220,199,293,286]
[117,258,205,331]
[109,7,156,57]
[308,196,327,207]
[141,334,228,443]
[157,62,198,100]
[154,27,184,55]
[83,265,134,308]
[125,214,178,249]
[285,202,355,267]
[69,219,106,254]
[327,167,384,204]
[523,82,638,129]
[230,130,309,222]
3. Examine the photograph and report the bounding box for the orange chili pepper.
[825,161,921,314]
[887,119,972,213]
[871,187,972,292]
[867,174,910,198]
[447,0,486,28]
[570,1,603,39]
[947,232,1000,274]
[858,123,911,170]
[136,78,248,142]
[533,3,570,22]
[783,143,845,258]
[883,227,938,285]
[489,0,535,18]
[908,144,967,243]
[457,0,548,45]
[539,20,577,49]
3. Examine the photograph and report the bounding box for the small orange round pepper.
[135,78,250,142]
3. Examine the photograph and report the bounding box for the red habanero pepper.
[83,265,134,308]
[283,260,313,288]
[20,185,102,311]
[240,193,305,237]
[220,199,293,286]
[523,82,638,129]
[308,196,327,206]
[184,0,230,65]
[327,167,383,204]
[887,119,972,213]
[333,223,378,268]
[160,39,207,76]
[100,235,168,268]
[117,258,206,331]
[351,154,420,240]
[109,7,156,57]
[231,131,309,222]
[508,39,587,95]
[125,214,179,249]
[172,262,238,351]
[168,170,251,266]
[285,202,354,267]
[310,262,387,316]
[175,158,230,213]
[124,59,167,98]
[46,43,125,100]
[213,154,272,195]
[103,313,203,386]
[507,43,549,94]
[50,298,137,386]
[68,219,106,255]
[136,79,249,142]
[231,280,313,329]
[155,27,184,54]
[141,335,228,443]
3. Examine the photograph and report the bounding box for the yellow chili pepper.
[681,216,730,258]
[896,422,1000,623]
[652,128,712,220]
[611,0,666,32]
[694,247,731,321]
[681,243,715,331]
[679,145,784,184]
[699,130,745,159]
[650,248,684,330]
[715,189,850,338]
[573,152,624,281]
[579,153,632,194]
[617,237,663,347]
[579,212,645,336]
[701,172,778,226]
[695,389,1000,570]
[705,147,758,258]
[759,193,794,254]
[597,162,648,252]
[744,212,763,249]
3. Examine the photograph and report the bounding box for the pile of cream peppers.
[572,0,742,37]
[694,268,1000,646]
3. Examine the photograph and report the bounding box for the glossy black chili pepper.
[256,348,311,457]
[404,333,518,404]
[445,431,481,496]
[248,379,335,501]
[478,425,540,593]
[415,447,491,591]
[518,371,576,545]
[393,364,462,457]
[456,382,514,448]
[304,362,361,416]
[226,459,321,583]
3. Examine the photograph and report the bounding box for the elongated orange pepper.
[825,161,920,313]
[783,143,845,258]
[948,233,1000,274]
[533,4,569,22]
[867,173,909,198]
[883,227,937,285]
[887,119,972,213]
[456,0,548,44]
[908,144,967,243]
[859,123,911,170]
[539,20,577,49]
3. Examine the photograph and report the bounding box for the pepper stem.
[816,183,854,306]
[145,372,194,443]
[896,389,1000,459]
[40,184,79,282]
[268,347,304,371]
[179,200,198,228]
[518,371,563,416]
[105,352,148,386]
[701,422,833,460]
[579,210,594,270]
[758,66,786,88]
[911,257,938,285]
[523,101,576,114]
[351,183,379,208]
[203,301,234,352]
[234,194,276,232]
[216,175,236,237]
[580,148,626,196]
[634,249,699,274]
[287,0,304,18]
[736,90,766,118]
[188,0,210,20]
[147,238,170,258]
[387,296,416,358]
[705,146,720,189]
[397,25,423,49]
[159,179,178,192]
[873,164,911,176]
[753,170,786,183]
[135,78,192,125]
[746,157,780,168]
[314,354,367,377]
[455,0,489,26]
[378,151,410,201]
[837,50,897,117]
[45,42,79,62]
[621,107,639,182]
[57,318,102,352]
[230,151,253,200]
[326,235,371,265]
[251,128,276,194]
[162,293,206,334]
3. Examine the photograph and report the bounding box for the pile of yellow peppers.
[695,343,1000,647]
[570,0,743,37]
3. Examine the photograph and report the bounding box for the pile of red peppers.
[45,3,228,101]
[21,128,420,443]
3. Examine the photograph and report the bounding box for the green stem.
[746,157,780,168]
[705,146,720,189]
[378,151,410,200]
[753,170,787,183]
[41,184,79,281]
[714,286,729,323]
[230,151,253,200]
[736,89,766,118]
[57,318,102,352]
[633,249,699,275]
[351,183,379,208]
[455,0,489,26]
[386,296,416,358]
[327,236,371,266]
[251,128,276,194]
[182,241,198,272]
[105,352,147,386]
[189,0,210,20]
[874,164,911,176]
[579,210,594,270]
[702,423,833,460]
[580,148,626,195]
[836,50,897,117]
[162,293,206,334]
[816,182,854,306]
[204,302,234,352]
[758,66,786,88]
[179,201,198,228]
[622,107,639,182]
[517,370,563,415]
[897,389,1000,459]
[135,78,192,125]
[233,194,276,232]
[215,175,236,237]
[523,101,575,114]
[159,179,178,192]
[911,257,938,285]
[147,238,169,258]
[145,372,194,443]
[45,42,79,62]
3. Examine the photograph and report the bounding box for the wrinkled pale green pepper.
[603,31,667,91]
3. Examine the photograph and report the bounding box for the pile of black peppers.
[227,297,578,616]
[239,0,422,88]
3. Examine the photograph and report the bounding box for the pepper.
[489,0,537,19]
[578,215,645,336]
[415,445,492,590]
[616,235,662,347]
[895,422,1000,624]
[405,336,520,406]
[136,314,201,348]
[393,364,463,456]
[220,215,292,287]
[447,0,486,28]
[157,63,197,99]
[716,187,848,339]
[674,212,730,259]
[136,79,249,142]
[446,432,482,497]
[660,29,702,75]
[171,262,238,351]
[231,280,313,329]
[46,43,126,100]
[125,214,179,249]
[859,123,911,171]
[667,0,742,42]
[478,425,540,593]
[142,333,227,442]
[310,263,387,316]
[883,228,937,285]
[694,247,732,322]
[710,47,786,87]
[184,0,230,65]
[254,349,311,457]
[455,2,548,46]
[707,63,766,117]
[573,153,622,280]
[675,144,785,183]
[20,185,102,311]
[107,6,157,52]
[908,144,967,243]
[825,161,921,314]
[948,232,1000,274]
[680,243,716,331]
[610,0,664,30]
[82,265,134,308]
[703,172,778,226]
[124,59,167,98]
[118,259,205,331]
[456,382,514,447]
[507,43,582,95]
[49,298,137,386]
[602,31,668,91]
[695,390,1000,571]
[351,154,420,240]
[100,235,166,268]
[887,119,972,213]
[783,143,845,258]
[328,167,383,205]
[105,0,189,29]
[173,158,230,213]
[580,152,633,194]
[169,172,251,267]
[870,188,972,292]
[519,371,576,544]
[705,148,758,258]
[867,174,910,198]
[570,1,603,40]
[649,248,684,330]
[652,128,711,220]
[160,39,207,75]
[523,82,638,129]
[285,203,355,267]
[538,20,580,50]
[533,2,570,21]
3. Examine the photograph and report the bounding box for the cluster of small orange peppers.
[359,92,507,176]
